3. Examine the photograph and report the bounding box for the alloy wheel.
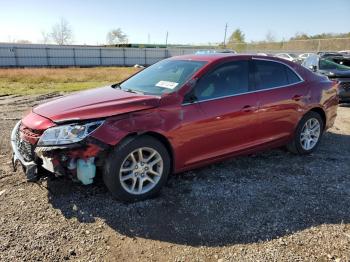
[300,118,321,151]
[119,147,163,195]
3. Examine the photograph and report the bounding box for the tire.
[103,135,171,202]
[287,111,324,155]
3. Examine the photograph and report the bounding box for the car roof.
[169,53,257,62]
[169,53,238,62]
[169,54,298,65]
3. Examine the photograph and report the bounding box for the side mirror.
[182,78,199,104]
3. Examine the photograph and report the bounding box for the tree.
[265,30,276,42]
[50,18,73,45]
[41,30,51,44]
[106,28,128,45]
[228,29,245,43]
[290,32,310,41]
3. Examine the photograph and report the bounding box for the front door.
[177,59,260,166]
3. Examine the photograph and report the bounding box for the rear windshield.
[120,60,207,95]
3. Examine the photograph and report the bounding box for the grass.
[0,67,139,95]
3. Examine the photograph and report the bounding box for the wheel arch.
[118,131,175,174]
[307,107,326,130]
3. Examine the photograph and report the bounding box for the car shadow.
[45,131,350,247]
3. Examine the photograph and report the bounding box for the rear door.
[252,58,309,144]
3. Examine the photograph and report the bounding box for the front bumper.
[11,121,38,181]
[11,121,106,183]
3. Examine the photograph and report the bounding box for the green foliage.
[229,29,245,43]
[290,32,350,40]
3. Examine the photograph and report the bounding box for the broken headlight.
[37,121,104,146]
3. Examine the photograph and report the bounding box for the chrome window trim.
[182,57,305,106]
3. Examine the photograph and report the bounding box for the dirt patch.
[0,95,350,261]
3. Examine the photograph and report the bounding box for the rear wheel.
[287,111,324,154]
[103,135,170,202]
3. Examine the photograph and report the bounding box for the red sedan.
[11,54,339,201]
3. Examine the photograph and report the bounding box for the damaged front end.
[11,118,108,184]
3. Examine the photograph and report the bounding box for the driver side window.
[192,60,249,101]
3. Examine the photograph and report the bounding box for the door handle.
[241,105,256,112]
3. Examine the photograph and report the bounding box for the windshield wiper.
[123,88,144,95]
[111,83,144,94]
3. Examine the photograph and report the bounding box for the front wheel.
[287,111,324,154]
[103,135,171,202]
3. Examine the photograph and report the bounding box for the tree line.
[226,29,350,45]
[11,18,350,46]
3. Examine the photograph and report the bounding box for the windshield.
[119,60,207,95]
[319,58,350,71]
[289,53,297,58]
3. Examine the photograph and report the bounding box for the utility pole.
[165,31,169,47]
[223,23,228,48]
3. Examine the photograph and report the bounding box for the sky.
[0,0,349,45]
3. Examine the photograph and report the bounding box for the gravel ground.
[0,94,349,261]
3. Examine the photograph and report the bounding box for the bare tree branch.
[106,28,128,45]
[40,30,51,44]
[265,30,276,42]
[50,18,73,45]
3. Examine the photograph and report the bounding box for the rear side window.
[254,60,301,90]
[286,67,301,83]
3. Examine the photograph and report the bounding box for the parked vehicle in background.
[339,50,350,54]
[11,54,338,201]
[275,53,303,63]
[195,50,218,54]
[302,52,350,103]
[299,53,314,61]
[195,49,237,55]
[219,49,237,54]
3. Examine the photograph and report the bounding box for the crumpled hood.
[33,86,160,122]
